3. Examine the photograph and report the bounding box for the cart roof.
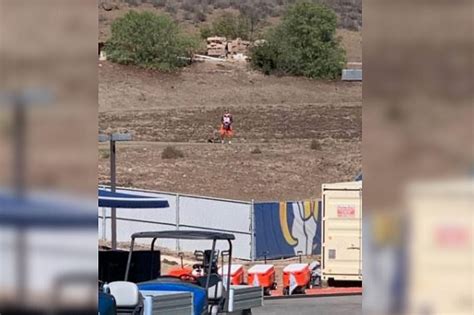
[131,230,235,240]
[98,188,169,209]
[0,191,96,228]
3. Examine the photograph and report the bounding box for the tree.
[250,1,346,80]
[105,11,199,71]
[199,13,251,40]
[238,0,273,40]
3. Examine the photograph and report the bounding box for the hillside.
[99,0,362,62]
[99,1,362,63]
[98,60,361,201]
[98,0,362,201]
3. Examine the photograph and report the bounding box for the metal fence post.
[250,199,255,261]
[176,193,180,252]
[110,139,117,249]
[101,207,107,241]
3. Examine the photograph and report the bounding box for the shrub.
[251,147,262,154]
[105,11,199,71]
[250,1,346,80]
[183,11,193,20]
[199,24,213,38]
[162,146,185,159]
[165,2,178,15]
[310,139,322,150]
[194,10,207,23]
[124,0,141,7]
[201,12,251,40]
[214,0,231,9]
[99,148,110,159]
[180,0,195,12]
[149,0,167,8]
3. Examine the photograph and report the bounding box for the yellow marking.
[303,201,312,220]
[279,202,298,246]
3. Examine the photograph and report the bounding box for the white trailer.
[321,181,362,282]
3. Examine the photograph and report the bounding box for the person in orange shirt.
[220,111,234,144]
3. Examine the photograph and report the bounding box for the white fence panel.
[98,188,253,259]
[0,228,96,298]
[178,195,252,259]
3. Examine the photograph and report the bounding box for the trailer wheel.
[242,309,252,315]
[264,287,271,296]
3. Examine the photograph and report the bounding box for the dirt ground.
[98,60,361,201]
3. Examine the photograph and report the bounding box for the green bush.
[199,24,213,39]
[105,11,199,71]
[250,1,346,80]
[200,12,251,40]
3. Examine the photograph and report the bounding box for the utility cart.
[100,230,263,315]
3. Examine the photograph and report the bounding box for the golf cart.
[101,230,263,315]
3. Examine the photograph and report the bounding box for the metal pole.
[13,99,26,299]
[250,199,255,261]
[176,193,180,252]
[225,240,233,311]
[101,207,107,241]
[125,238,135,281]
[205,239,216,291]
[13,99,25,197]
[110,140,117,249]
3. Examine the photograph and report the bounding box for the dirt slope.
[99,61,361,201]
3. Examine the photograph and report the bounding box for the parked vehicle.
[100,230,263,315]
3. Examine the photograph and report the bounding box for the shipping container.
[405,180,473,315]
[321,181,362,282]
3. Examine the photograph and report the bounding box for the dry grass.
[161,146,184,159]
[99,148,110,159]
[310,139,322,150]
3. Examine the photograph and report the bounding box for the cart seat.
[107,281,143,314]
[208,280,224,300]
